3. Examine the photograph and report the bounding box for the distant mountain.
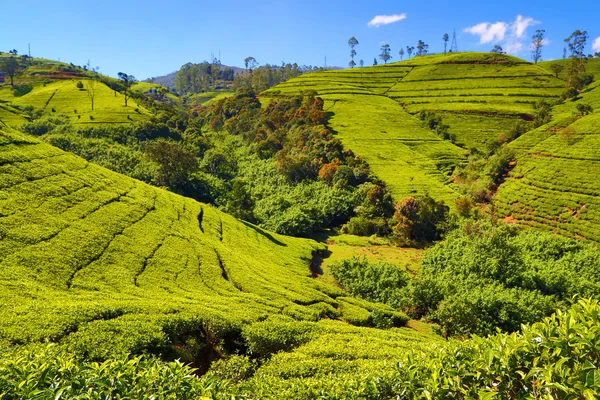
[148,64,245,90]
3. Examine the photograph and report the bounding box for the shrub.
[391,195,449,245]
[76,81,84,89]
[330,257,410,309]
[242,317,319,358]
[576,103,593,116]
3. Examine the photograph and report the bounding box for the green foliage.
[175,61,234,94]
[533,99,553,127]
[418,110,453,141]
[147,139,198,193]
[242,317,320,358]
[394,299,600,398]
[330,257,410,309]
[391,195,449,244]
[0,345,218,399]
[22,114,70,136]
[407,221,600,336]
[576,103,593,115]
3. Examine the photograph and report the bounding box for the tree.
[531,29,545,64]
[533,100,552,127]
[379,44,392,64]
[399,48,405,60]
[84,79,97,111]
[373,58,378,66]
[359,59,364,68]
[491,44,504,54]
[443,33,450,54]
[348,60,356,68]
[596,52,600,58]
[564,30,589,63]
[391,196,449,244]
[117,72,136,107]
[0,57,20,86]
[416,40,429,56]
[550,63,564,78]
[348,37,359,68]
[563,47,567,59]
[406,46,414,58]
[9,49,17,55]
[576,103,593,116]
[147,140,198,192]
[244,57,258,73]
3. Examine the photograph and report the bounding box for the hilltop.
[0,55,171,128]
[148,63,245,90]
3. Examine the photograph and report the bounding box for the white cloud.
[593,37,600,52]
[505,41,524,54]
[511,15,539,38]
[367,13,407,28]
[464,22,508,43]
[464,14,541,55]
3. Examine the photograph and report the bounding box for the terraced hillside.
[0,127,430,368]
[496,73,600,241]
[0,80,151,125]
[264,53,566,205]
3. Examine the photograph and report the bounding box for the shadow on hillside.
[324,111,339,134]
[241,221,287,246]
[310,248,330,277]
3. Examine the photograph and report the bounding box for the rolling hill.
[0,126,435,383]
[265,53,600,241]
[264,52,565,206]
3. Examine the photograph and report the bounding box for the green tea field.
[264,53,569,206]
[0,127,431,382]
[496,69,600,240]
[0,80,151,125]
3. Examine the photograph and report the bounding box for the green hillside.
[0,80,150,125]
[264,53,566,205]
[0,126,430,365]
[0,55,159,128]
[495,73,600,240]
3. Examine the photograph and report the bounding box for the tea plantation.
[0,126,441,395]
[264,52,566,205]
[496,67,600,241]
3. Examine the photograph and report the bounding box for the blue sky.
[1,0,599,79]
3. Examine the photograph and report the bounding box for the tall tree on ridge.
[531,29,545,64]
[379,44,392,64]
[406,46,414,58]
[491,44,504,54]
[443,33,450,54]
[564,30,589,64]
[244,57,258,74]
[0,57,19,87]
[348,37,359,68]
[399,48,405,61]
[84,78,97,111]
[416,40,429,56]
[117,72,136,107]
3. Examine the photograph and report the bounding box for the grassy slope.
[0,56,154,126]
[0,80,151,124]
[264,53,564,205]
[496,64,600,241]
[0,127,433,362]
